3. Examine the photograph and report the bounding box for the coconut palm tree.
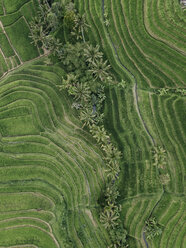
[153,146,166,167]
[105,183,120,204]
[176,88,186,96]
[158,88,169,96]
[57,74,77,93]
[104,19,110,27]
[30,17,46,46]
[61,74,78,90]
[44,57,52,66]
[73,13,89,42]
[80,107,96,128]
[102,144,122,162]
[97,85,106,102]
[90,124,109,144]
[46,11,59,31]
[73,82,91,103]
[145,217,162,240]
[89,58,111,82]
[100,208,119,229]
[83,44,103,64]
[105,161,120,180]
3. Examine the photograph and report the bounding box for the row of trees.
[143,147,165,242]
[30,1,128,247]
[155,87,186,96]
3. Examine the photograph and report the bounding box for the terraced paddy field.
[0,0,41,77]
[0,59,111,247]
[75,0,186,247]
[0,0,185,247]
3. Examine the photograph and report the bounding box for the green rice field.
[0,0,185,247]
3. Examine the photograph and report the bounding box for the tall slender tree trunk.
[81,26,85,43]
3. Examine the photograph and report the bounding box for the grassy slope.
[0,0,40,77]
[0,59,110,247]
[75,0,186,247]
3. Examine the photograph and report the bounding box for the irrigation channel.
[100,0,163,246]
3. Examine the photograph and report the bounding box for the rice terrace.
[0,0,185,247]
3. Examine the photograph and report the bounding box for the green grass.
[20,0,38,24]
[0,192,53,212]
[0,11,22,26]
[0,226,58,247]
[0,52,8,75]
[3,0,30,14]
[5,17,39,61]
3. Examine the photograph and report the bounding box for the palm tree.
[145,217,162,240]
[80,107,96,128]
[59,74,78,90]
[90,124,109,144]
[97,85,106,102]
[73,82,91,103]
[117,79,127,89]
[105,183,120,204]
[57,74,78,94]
[153,146,166,168]
[100,209,119,229]
[104,19,110,27]
[89,58,111,82]
[43,35,57,52]
[46,11,59,31]
[30,17,46,46]
[44,57,52,66]
[83,44,103,64]
[158,88,169,96]
[73,13,89,42]
[51,1,63,19]
[102,144,122,162]
[105,161,120,180]
[176,88,186,96]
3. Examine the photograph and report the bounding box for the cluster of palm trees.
[153,146,166,168]
[84,106,128,247]
[153,146,170,185]
[99,162,128,248]
[96,133,128,247]
[30,1,90,53]
[144,217,162,240]
[29,0,63,50]
[30,1,128,246]
[57,41,128,246]
[155,87,186,96]
[84,43,112,83]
